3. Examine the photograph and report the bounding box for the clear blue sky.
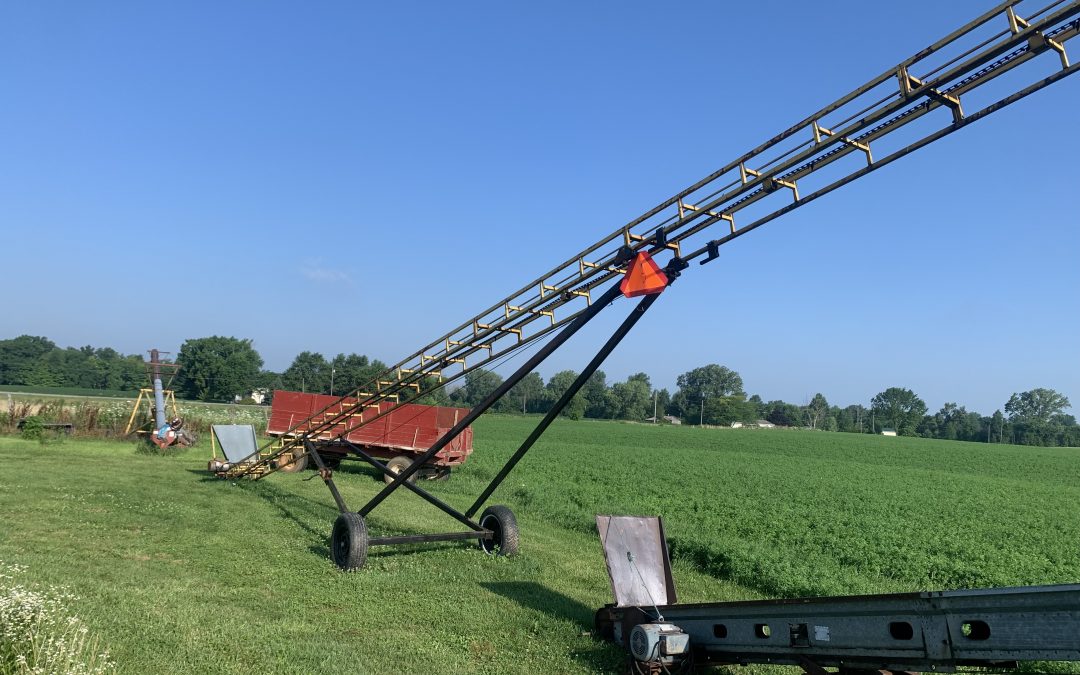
[2,1,1077,415]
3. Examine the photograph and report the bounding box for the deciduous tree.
[806,393,829,430]
[670,364,744,421]
[450,368,504,407]
[0,335,57,384]
[281,351,331,394]
[544,370,587,420]
[175,336,264,402]
[870,387,927,436]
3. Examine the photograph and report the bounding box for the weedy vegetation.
[0,562,115,674]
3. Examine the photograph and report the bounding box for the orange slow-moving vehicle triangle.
[620,251,668,298]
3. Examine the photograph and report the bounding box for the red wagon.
[266,390,474,482]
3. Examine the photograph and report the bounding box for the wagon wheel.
[331,512,368,571]
[383,455,418,485]
[276,449,308,473]
[478,505,519,557]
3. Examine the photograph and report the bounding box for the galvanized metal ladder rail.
[225,0,1079,570]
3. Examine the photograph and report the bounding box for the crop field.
[1,417,1077,674]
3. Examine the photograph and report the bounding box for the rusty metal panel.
[597,515,677,609]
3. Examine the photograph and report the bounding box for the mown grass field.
[1,417,1077,673]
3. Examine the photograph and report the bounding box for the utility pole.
[653,390,658,424]
[330,367,335,397]
[700,397,705,426]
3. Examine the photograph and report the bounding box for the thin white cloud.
[300,258,353,285]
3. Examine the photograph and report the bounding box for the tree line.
[2,334,1076,447]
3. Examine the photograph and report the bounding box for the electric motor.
[629,623,689,663]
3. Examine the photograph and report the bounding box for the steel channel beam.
[368,531,492,546]
[600,585,1080,671]
[611,583,1080,671]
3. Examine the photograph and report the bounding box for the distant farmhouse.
[731,420,777,429]
[645,415,682,425]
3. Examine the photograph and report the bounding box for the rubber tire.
[478,505,519,557]
[383,455,418,485]
[277,450,308,473]
[331,512,368,571]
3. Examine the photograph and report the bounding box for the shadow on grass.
[481,581,593,629]
[480,581,621,670]
[185,468,228,483]
[240,480,339,548]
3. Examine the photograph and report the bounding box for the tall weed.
[0,562,115,674]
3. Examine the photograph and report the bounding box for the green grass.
[0,418,1077,673]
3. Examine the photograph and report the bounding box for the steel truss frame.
[231,0,1080,481]
[303,275,673,554]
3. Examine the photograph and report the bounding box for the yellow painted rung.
[762,176,800,201]
[680,202,729,223]
[580,259,619,273]
[1007,5,1030,33]
[740,162,761,184]
[477,319,521,336]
